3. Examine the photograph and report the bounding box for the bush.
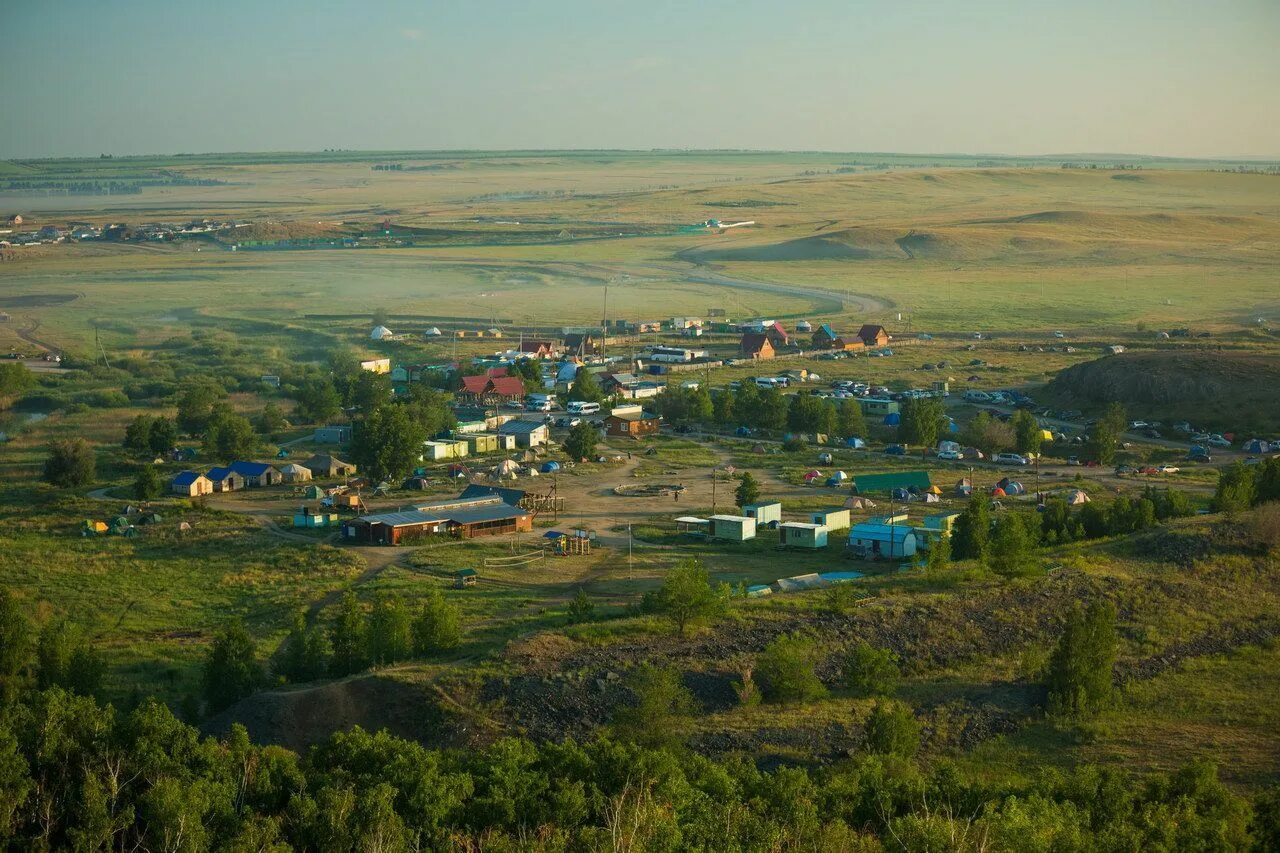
[864,701,921,757]
[842,642,899,696]
[1045,600,1117,718]
[611,663,695,749]
[758,633,827,704]
[43,439,96,488]
[412,589,462,654]
[782,436,806,453]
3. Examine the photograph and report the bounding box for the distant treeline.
[1,174,227,195]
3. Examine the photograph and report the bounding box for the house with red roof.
[458,375,526,405]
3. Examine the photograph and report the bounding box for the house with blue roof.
[812,323,840,349]
[848,522,919,559]
[228,461,283,487]
[205,466,245,492]
[170,470,212,497]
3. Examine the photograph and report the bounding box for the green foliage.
[329,592,369,677]
[0,362,35,401]
[842,642,900,697]
[951,494,991,563]
[864,701,921,757]
[0,590,33,705]
[734,472,761,509]
[567,588,595,624]
[960,410,1013,455]
[349,404,425,482]
[275,612,331,684]
[1046,600,1118,718]
[653,384,713,425]
[925,534,951,575]
[405,385,456,437]
[202,620,262,713]
[412,589,462,655]
[758,633,827,704]
[567,367,604,403]
[348,370,393,415]
[1215,461,1258,515]
[758,387,788,431]
[1011,409,1044,455]
[654,559,727,635]
[563,421,597,461]
[256,402,287,440]
[787,393,837,435]
[508,358,542,390]
[367,597,413,666]
[712,389,735,425]
[36,622,101,698]
[203,409,258,462]
[990,513,1039,578]
[42,438,96,488]
[611,663,695,749]
[898,396,947,448]
[133,464,162,500]
[293,376,342,424]
[175,382,224,435]
[1087,401,1126,465]
[837,399,867,439]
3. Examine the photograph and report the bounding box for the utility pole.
[711,468,717,515]
[628,523,633,580]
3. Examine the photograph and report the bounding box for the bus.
[566,401,601,415]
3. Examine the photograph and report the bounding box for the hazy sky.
[4,0,1278,159]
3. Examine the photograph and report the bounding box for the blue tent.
[541,461,561,473]
[883,413,901,426]
[948,419,959,433]
[846,437,866,448]
[1244,438,1271,454]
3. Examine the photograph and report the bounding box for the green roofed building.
[852,471,932,494]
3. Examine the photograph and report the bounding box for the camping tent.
[883,413,901,426]
[492,459,521,480]
[402,476,430,490]
[541,461,561,473]
[425,327,442,337]
[955,478,973,497]
[803,470,823,483]
[925,485,942,495]
[302,484,325,499]
[1244,438,1271,454]
[991,487,1007,497]
[846,437,866,448]
[922,493,941,503]
[280,463,312,483]
[817,452,833,464]
[1063,489,1090,505]
[828,470,847,482]
[845,496,877,509]
[371,325,394,340]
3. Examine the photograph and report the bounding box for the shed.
[498,419,550,448]
[467,433,500,455]
[778,522,828,549]
[229,461,283,487]
[675,516,709,534]
[742,502,782,526]
[810,508,851,530]
[205,467,245,492]
[707,514,757,542]
[848,523,919,559]
[279,463,312,483]
[454,568,478,588]
[922,511,961,534]
[853,471,932,495]
[170,470,212,497]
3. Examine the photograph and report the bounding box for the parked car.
[1115,465,1136,475]
[504,400,525,410]
[937,450,962,461]
[1155,465,1180,474]
[1186,452,1212,463]
[554,417,581,428]
[1129,420,1149,430]
[1066,456,1081,466]
[994,452,1029,465]
[884,444,907,456]
[1207,435,1231,447]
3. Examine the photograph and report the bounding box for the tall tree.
[758,388,788,431]
[133,464,161,500]
[960,411,1013,455]
[43,439,96,488]
[836,399,866,439]
[990,514,1038,578]
[1087,402,1126,465]
[563,421,598,461]
[256,403,287,441]
[367,598,413,666]
[1213,462,1257,515]
[349,405,425,482]
[654,560,727,636]
[898,397,948,448]
[567,368,604,403]
[734,472,761,509]
[0,589,33,704]
[1045,600,1118,717]
[203,410,258,462]
[147,417,178,454]
[412,589,462,654]
[202,621,262,713]
[294,377,342,424]
[329,592,369,677]
[951,494,991,564]
[1011,409,1044,456]
[406,385,457,437]
[175,384,223,435]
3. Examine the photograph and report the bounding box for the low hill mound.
[680,226,904,263]
[1046,351,1280,425]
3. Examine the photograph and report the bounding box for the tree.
[712,390,735,426]
[202,621,262,713]
[329,592,369,677]
[1087,402,1126,465]
[925,535,951,575]
[654,560,727,636]
[758,388,788,431]
[123,414,155,453]
[0,362,34,400]
[686,386,713,424]
[148,417,178,454]
[1011,410,1044,456]
[899,397,948,449]
[175,384,223,435]
[989,514,1038,578]
[257,403,287,441]
[864,701,921,757]
[567,588,595,624]
[349,404,424,483]
[563,421,597,461]
[734,472,761,510]
[43,439,96,488]
[367,598,413,666]
[204,410,258,462]
[36,622,100,697]
[133,464,161,500]
[405,385,456,437]
[788,394,835,435]
[757,633,826,704]
[294,377,342,424]
[0,589,32,704]
[1045,600,1117,717]
[508,358,542,391]
[1213,462,1257,515]
[951,494,991,563]
[349,371,393,415]
[960,411,1013,455]
[611,664,695,749]
[412,589,462,654]
[276,613,331,683]
[837,400,866,439]
[842,642,899,696]
[567,368,604,403]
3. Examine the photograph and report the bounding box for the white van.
[566,401,601,415]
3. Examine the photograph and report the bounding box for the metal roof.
[853,471,932,494]
[229,461,276,477]
[171,470,204,485]
[848,523,918,543]
[498,420,546,433]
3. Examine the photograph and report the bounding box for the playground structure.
[520,482,565,521]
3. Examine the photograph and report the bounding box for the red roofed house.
[740,333,775,360]
[765,321,789,347]
[518,339,559,359]
[857,324,890,347]
[486,366,509,378]
[459,375,526,406]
